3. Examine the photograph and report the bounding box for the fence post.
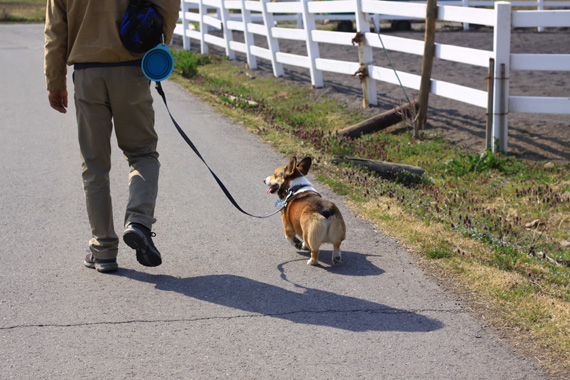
[354,0,377,106]
[240,0,257,69]
[198,0,209,54]
[418,0,437,131]
[492,2,511,153]
[181,1,191,50]
[537,0,544,32]
[300,0,324,88]
[260,0,284,77]
[463,0,470,31]
[297,0,303,29]
[220,0,235,59]
[486,58,495,151]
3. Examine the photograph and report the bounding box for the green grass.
[0,0,45,23]
[170,51,570,376]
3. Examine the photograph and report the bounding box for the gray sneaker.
[123,223,162,267]
[84,253,119,273]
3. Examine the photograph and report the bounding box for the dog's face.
[264,157,312,199]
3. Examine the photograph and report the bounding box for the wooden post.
[485,58,495,151]
[198,0,209,54]
[462,0,470,31]
[332,157,425,177]
[260,0,284,77]
[300,0,323,88]
[354,0,377,106]
[417,0,438,134]
[181,1,191,51]
[220,0,235,59]
[492,2,511,153]
[338,101,419,139]
[240,0,257,70]
[537,0,544,32]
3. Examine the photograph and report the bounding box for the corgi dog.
[265,157,346,266]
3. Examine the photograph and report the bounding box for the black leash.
[154,81,283,219]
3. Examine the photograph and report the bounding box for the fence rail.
[174,0,570,153]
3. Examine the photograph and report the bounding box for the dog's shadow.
[293,249,385,276]
[117,266,442,333]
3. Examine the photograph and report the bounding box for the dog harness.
[275,183,321,210]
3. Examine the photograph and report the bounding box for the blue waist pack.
[119,0,164,53]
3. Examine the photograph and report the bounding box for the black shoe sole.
[123,230,162,267]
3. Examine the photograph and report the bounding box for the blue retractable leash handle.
[152,79,283,219]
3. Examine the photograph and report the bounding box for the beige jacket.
[44,0,180,91]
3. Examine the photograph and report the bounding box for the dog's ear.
[284,157,297,177]
[297,157,312,175]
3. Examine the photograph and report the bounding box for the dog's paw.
[287,237,303,250]
[332,257,342,265]
[301,242,310,251]
[292,238,303,250]
[307,258,318,266]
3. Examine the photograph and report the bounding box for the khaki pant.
[74,66,159,260]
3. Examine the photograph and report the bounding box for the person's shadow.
[117,251,443,333]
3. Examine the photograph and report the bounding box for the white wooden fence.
[173,0,570,153]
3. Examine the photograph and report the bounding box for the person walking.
[44,0,180,273]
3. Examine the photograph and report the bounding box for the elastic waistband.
[74,59,142,70]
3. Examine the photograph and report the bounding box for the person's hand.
[48,89,68,113]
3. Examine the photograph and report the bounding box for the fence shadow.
[117,269,443,333]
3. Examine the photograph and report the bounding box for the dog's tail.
[318,205,335,219]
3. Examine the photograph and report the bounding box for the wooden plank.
[512,10,570,27]
[229,40,247,53]
[308,0,356,14]
[250,45,273,60]
[511,54,570,71]
[226,20,244,31]
[509,96,570,114]
[186,30,202,40]
[244,0,262,12]
[436,44,492,67]
[271,27,306,41]
[203,14,222,29]
[438,5,494,26]
[315,58,360,75]
[312,30,356,46]
[183,11,201,22]
[276,52,311,68]
[368,66,421,90]
[224,1,242,10]
[204,33,226,48]
[361,0,427,18]
[431,80,488,108]
[364,33,424,55]
[248,22,267,36]
[202,0,221,7]
[266,1,302,13]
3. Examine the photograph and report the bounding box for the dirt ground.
[174,24,570,162]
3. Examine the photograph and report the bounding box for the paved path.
[0,24,552,379]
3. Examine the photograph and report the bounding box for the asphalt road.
[0,24,553,380]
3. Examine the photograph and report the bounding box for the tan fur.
[265,157,346,266]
